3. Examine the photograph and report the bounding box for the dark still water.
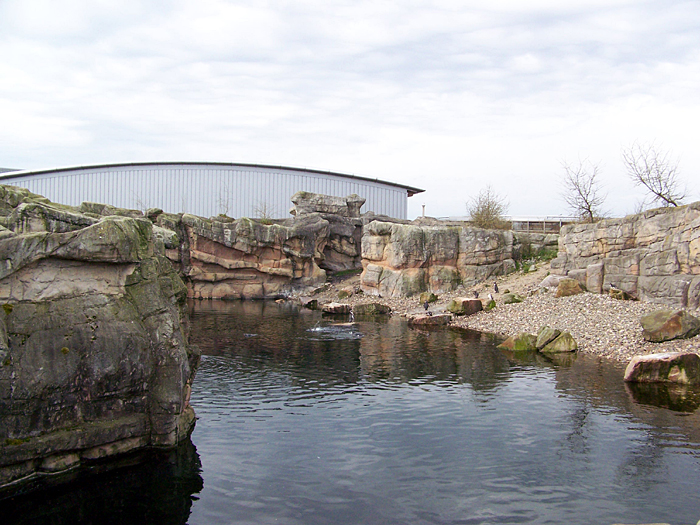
[186,301,700,525]
[2,300,700,524]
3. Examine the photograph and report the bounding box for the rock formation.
[150,192,372,300]
[551,202,700,308]
[624,352,700,385]
[640,309,700,342]
[0,185,197,489]
[360,221,516,298]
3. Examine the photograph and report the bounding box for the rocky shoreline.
[301,263,700,364]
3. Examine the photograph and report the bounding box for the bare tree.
[466,186,509,229]
[560,159,606,223]
[622,141,686,207]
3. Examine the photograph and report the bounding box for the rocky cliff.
[146,193,369,300]
[551,202,700,308]
[361,221,516,297]
[0,185,197,488]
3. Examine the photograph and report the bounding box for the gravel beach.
[305,263,700,363]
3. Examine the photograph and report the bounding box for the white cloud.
[0,0,698,217]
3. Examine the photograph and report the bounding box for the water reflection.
[188,299,512,392]
[0,439,203,525]
[187,300,700,525]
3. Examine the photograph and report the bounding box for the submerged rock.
[624,352,700,385]
[497,333,537,351]
[640,309,700,342]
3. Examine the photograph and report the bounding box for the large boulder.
[535,326,561,349]
[322,302,352,314]
[624,352,700,385]
[0,185,197,489]
[290,192,365,218]
[640,309,700,342]
[447,298,483,316]
[540,332,578,353]
[555,278,584,298]
[408,313,452,326]
[353,303,391,316]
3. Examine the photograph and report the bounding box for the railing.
[437,216,577,234]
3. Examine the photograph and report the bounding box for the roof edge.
[0,161,424,196]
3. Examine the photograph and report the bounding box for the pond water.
[2,300,700,524]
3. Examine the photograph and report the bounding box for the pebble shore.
[305,263,700,363]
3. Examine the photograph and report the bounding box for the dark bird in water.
[473,290,479,298]
[423,300,429,311]
[493,281,499,293]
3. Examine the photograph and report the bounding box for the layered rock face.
[157,193,368,300]
[551,202,700,308]
[360,221,515,297]
[0,186,197,488]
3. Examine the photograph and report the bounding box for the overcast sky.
[1,0,698,219]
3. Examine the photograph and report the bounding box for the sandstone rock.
[536,326,561,350]
[322,302,352,314]
[0,185,197,489]
[609,288,632,301]
[290,191,366,218]
[585,262,604,294]
[555,278,584,298]
[338,289,352,299]
[360,220,515,298]
[419,292,438,304]
[497,333,537,351]
[624,352,700,385]
[540,332,577,353]
[353,303,391,316]
[555,201,700,307]
[539,274,562,289]
[408,313,452,326]
[502,293,523,304]
[640,309,700,342]
[447,298,482,316]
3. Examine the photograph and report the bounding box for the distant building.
[0,162,423,219]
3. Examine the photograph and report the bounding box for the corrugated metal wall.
[1,164,410,219]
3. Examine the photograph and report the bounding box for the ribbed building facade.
[0,162,423,219]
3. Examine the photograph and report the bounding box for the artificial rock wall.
[360,221,516,297]
[551,202,700,308]
[0,185,198,488]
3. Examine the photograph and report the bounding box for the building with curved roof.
[0,162,423,219]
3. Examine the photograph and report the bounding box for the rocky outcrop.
[0,185,197,488]
[175,213,329,300]
[360,221,516,298]
[624,352,700,385]
[408,313,452,326]
[551,202,700,307]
